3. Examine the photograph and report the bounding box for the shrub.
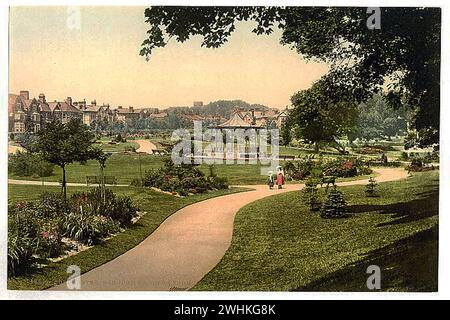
[140,159,228,196]
[322,159,357,178]
[37,192,69,218]
[70,188,138,226]
[37,221,64,259]
[320,188,347,219]
[303,178,321,211]
[9,151,54,177]
[8,232,36,276]
[8,203,42,275]
[357,166,373,175]
[210,176,229,190]
[62,212,120,245]
[365,177,378,197]
[108,195,139,226]
[124,145,136,152]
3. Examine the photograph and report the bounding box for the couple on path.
[267,166,285,190]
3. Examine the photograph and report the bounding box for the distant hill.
[166,100,270,118]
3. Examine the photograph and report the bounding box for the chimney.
[38,93,46,104]
[91,100,96,106]
[66,97,72,105]
[129,106,134,112]
[118,106,123,109]
[19,90,29,100]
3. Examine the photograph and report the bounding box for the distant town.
[8,90,289,133]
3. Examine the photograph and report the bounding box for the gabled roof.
[82,105,100,112]
[38,102,51,112]
[217,111,261,128]
[47,101,81,113]
[22,98,34,111]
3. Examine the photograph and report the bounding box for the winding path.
[50,168,407,291]
[134,139,157,154]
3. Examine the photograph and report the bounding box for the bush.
[124,145,136,153]
[303,178,321,211]
[70,188,138,226]
[320,188,347,219]
[365,177,378,197]
[62,212,120,245]
[8,203,46,275]
[140,159,228,196]
[37,220,64,259]
[322,159,357,178]
[8,232,36,276]
[37,192,69,218]
[9,151,54,177]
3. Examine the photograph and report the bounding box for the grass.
[9,154,167,185]
[7,185,250,290]
[93,138,139,153]
[193,171,438,291]
[8,152,388,186]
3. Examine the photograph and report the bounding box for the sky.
[9,6,328,109]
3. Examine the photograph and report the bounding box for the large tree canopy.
[140,6,440,145]
[289,80,358,153]
[353,94,408,141]
[34,118,99,198]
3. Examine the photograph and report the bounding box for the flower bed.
[8,188,140,276]
[283,157,372,181]
[134,159,229,196]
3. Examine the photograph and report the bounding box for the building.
[9,91,53,133]
[215,110,262,129]
[115,106,140,122]
[220,106,288,129]
[47,96,82,124]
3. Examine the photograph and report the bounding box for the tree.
[34,118,99,198]
[354,94,407,141]
[289,80,357,153]
[140,7,440,147]
[280,122,292,147]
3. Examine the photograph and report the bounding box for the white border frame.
[0,0,448,300]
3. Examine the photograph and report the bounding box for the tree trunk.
[314,142,319,154]
[62,165,67,199]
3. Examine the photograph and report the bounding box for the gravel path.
[134,139,157,154]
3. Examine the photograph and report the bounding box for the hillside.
[167,100,270,118]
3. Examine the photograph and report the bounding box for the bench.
[278,155,296,161]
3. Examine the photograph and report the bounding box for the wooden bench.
[278,155,296,161]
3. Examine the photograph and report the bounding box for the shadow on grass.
[347,186,439,227]
[294,225,438,292]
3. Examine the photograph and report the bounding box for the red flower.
[342,161,353,170]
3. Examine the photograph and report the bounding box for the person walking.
[276,166,285,189]
[267,171,274,190]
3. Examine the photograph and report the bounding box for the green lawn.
[8,152,288,185]
[193,171,438,291]
[8,151,385,186]
[8,185,250,290]
[93,139,139,153]
[9,154,168,185]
